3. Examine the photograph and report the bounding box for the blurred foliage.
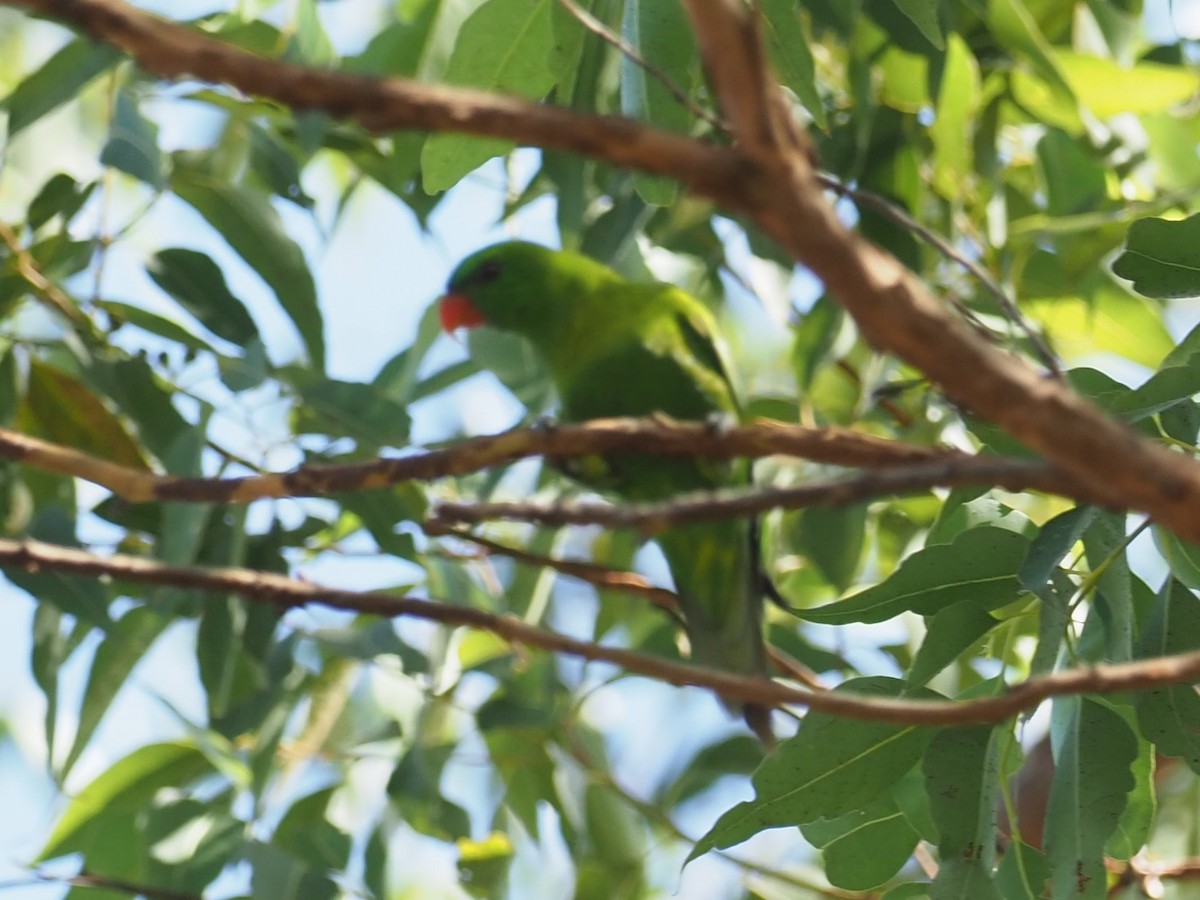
[0,0,1199,897]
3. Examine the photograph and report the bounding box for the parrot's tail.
[657,517,773,743]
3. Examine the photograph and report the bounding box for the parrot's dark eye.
[474,259,503,284]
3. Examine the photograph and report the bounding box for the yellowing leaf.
[23,361,149,470]
[1026,286,1173,370]
[1058,52,1198,118]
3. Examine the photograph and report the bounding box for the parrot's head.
[438,241,564,336]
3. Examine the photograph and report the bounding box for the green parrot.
[439,241,770,739]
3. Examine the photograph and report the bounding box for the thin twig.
[554,0,728,133]
[818,174,1061,376]
[432,524,682,615]
[431,524,827,689]
[0,219,90,327]
[431,457,1103,533]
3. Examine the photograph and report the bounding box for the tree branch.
[0,417,1089,505]
[3,0,743,198]
[430,457,1103,532]
[2,536,1198,727]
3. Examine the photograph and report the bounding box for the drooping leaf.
[689,678,939,860]
[101,87,168,189]
[798,527,1029,625]
[421,0,558,192]
[1113,214,1200,300]
[172,164,325,368]
[800,793,919,890]
[39,742,215,860]
[147,248,261,346]
[619,0,695,204]
[1134,578,1200,773]
[23,360,149,470]
[3,39,121,136]
[1043,698,1138,900]
[61,605,171,779]
[758,0,826,128]
[924,725,1002,899]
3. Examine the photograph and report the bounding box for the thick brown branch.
[431,457,1102,532]
[2,536,1200,726]
[4,0,743,198]
[679,0,788,155]
[0,418,1080,505]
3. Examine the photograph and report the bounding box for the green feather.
[443,241,768,726]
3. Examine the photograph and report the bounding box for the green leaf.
[247,124,313,208]
[83,356,191,465]
[1134,578,1200,773]
[1058,51,1198,118]
[421,0,558,192]
[1037,129,1106,218]
[100,300,218,355]
[292,376,412,447]
[996,840,1049,900]
[336,485,425,556]
[757,0,826,128]
[585,782,646,868]
[30,604,66,766]
[467,327,555,412]
[246,840,339,900]
[286,0,337,66]
[791,502,866,591]
[791,295,842,390]
[273,788,351,870]
[1113,214,1200,300]
[101,87,168,189]
[1104,704,1155,861]
[3,39,121,137]
[1043,698,1137,900]
[373,301,446,405]
[61,605,171,779]
[657,734,762,807]
[924,726,1001,898]
[387,740,472,840]
[147,248,260,345]
[349,0,443,78]
[39,742,214,860]
[890,0,943,49]
[906,601,997,687]
[26,173,97,230]
[797,527,1029,625]
[800,794,919,890]
[929,35,979,198]
[172,164,325,368]
[1025,281,1174,371]
[987,0,1077,113]
[689,677,939,860]
[1019,506,1096,593]
[620,0,694,204]
[927,493,1035,545]
[1082,511,1133,662]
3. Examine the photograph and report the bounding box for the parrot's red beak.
[438,292,487,332]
